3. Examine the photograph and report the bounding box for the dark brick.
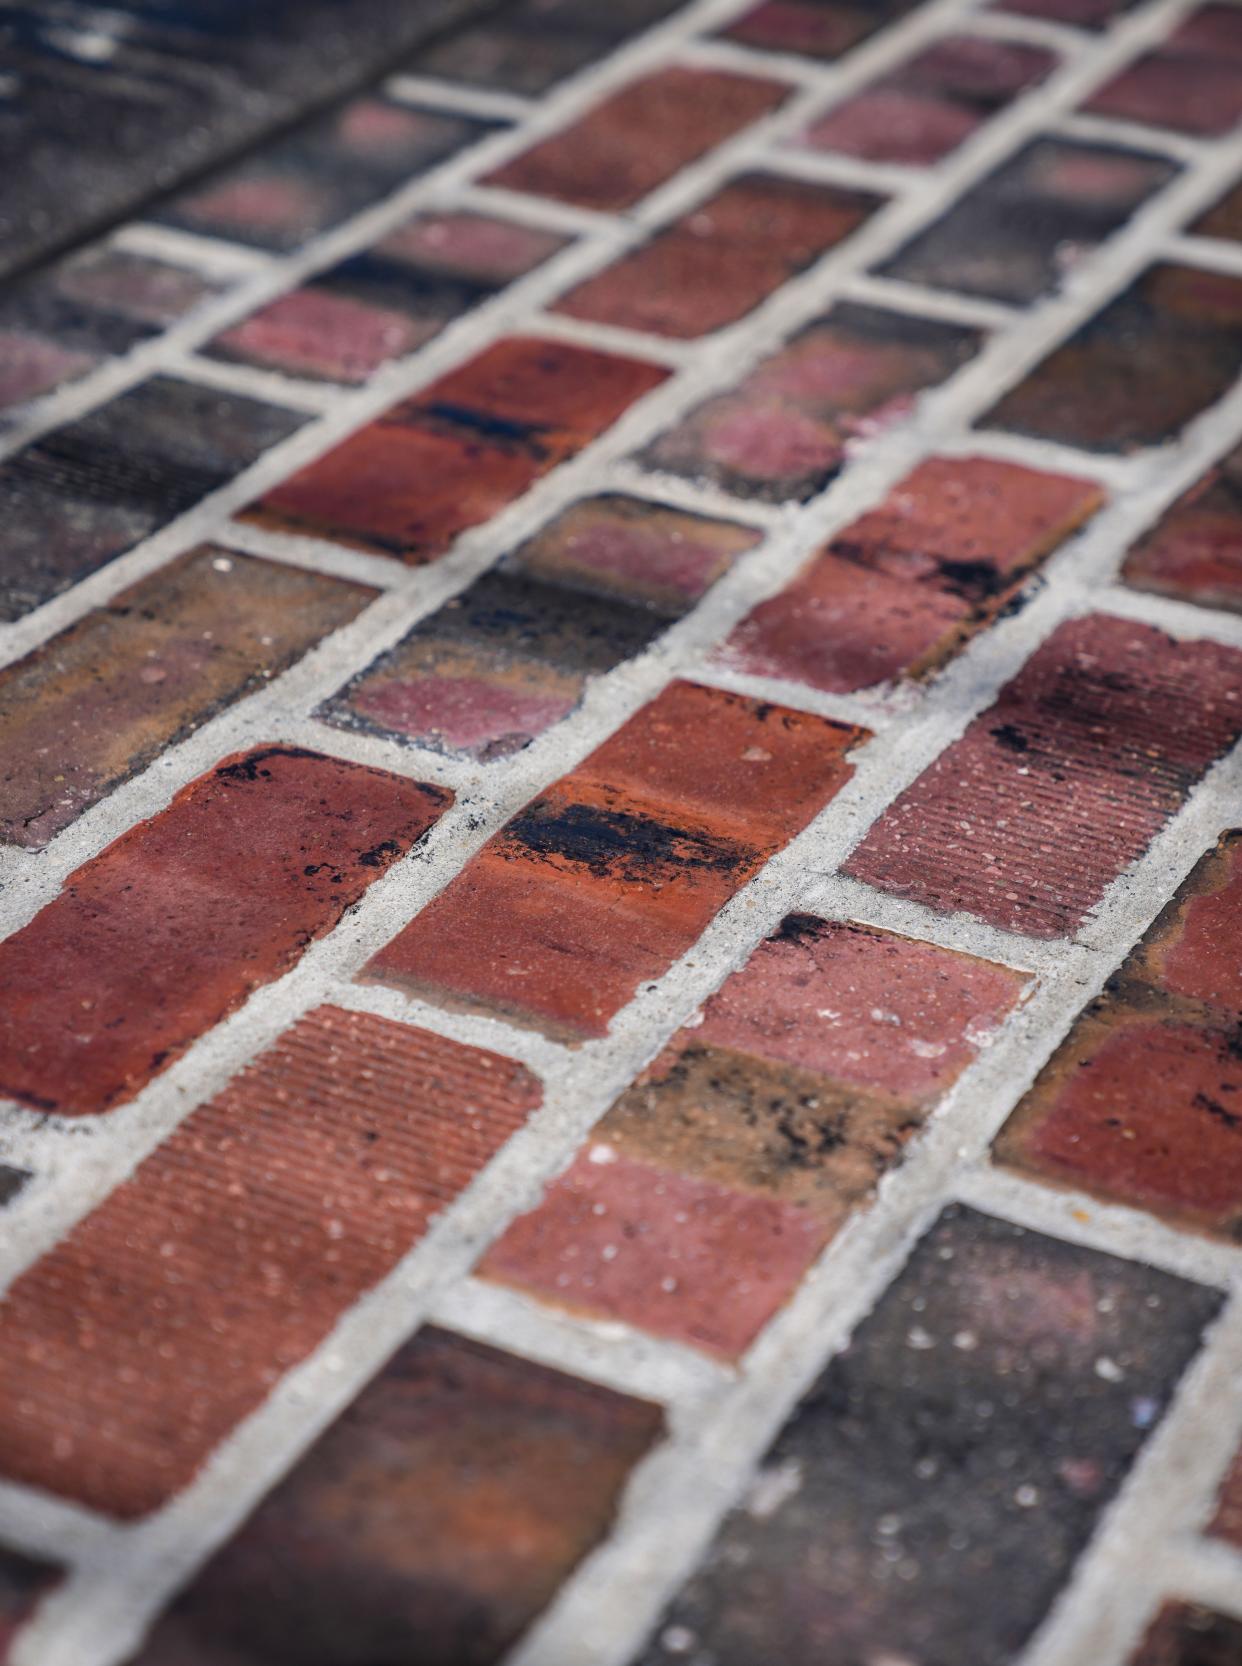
[0,1545,60,1660]
[246,337,668,561]
[1085,6,1242,137]
[720,0,923,62]
[0,747,450,1116]
[1130,1603,1242,1665]
[1123,440,1242,614]
[991,0,1136,29]
[127,1327,662,1664]
[985,264,1242,453]
[640,303,980,503]
[640,1207,1221,1666]
[1192,181,1242,242]
[320,496,758,759]
[0,1168,29,1208]
[845,615,1242,937]
[0,376,305,622]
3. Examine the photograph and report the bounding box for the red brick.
[1128,1602,1242,1665]
[716,456,1101,692]
[845,616,1242,937]
[1123,441,1242,615]
[992,0,1131,28]
[0,1009,538,1518]
[483,67,790,211]
[245,338,668,561]
[482,915,1025,1355]
[553,174,881,339]
[0,1547,60,1661]
[1085,5,1242,136]
[361,683,866,1040]
[1209,1445,1242,1547]
[0,748,450,1116]
[127,1327,662,1664]
[721,0,920,60]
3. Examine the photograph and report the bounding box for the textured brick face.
[1129,1603,1242,1665]
[246,337,668,561]
[1085,5,1242,136]
[640,1207,1221,1666]
[0,1546,60,1661]
[0,546,376,849]
[484,68,789,211]
[1122,442,1242,614]
[995,832,1242,1238]
[0,748,450,1116]
[845,615,1242,937]
[482,916,1026,1356]
[362,683,867,1039]
[0,1010,539,1518]
[127,1327,662,1664]
[716,456,1102,692]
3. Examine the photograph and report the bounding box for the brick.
[128,1327,661,1663]
[209,211,569,384]
[795,35,1056,167]
[553,174,882,339]
[640,303,980,503]
[483,68,789,212]
[482,915,1025,1356]
[1085,5,1242,137]
[1129,1603,1242,1665]
[0,1168,28,1208]
[846,615,1242,937]
[0,747,450,1117]
[321,496,757,759]
[158,97,493,252]
[882,138,1175,304]
[1209,1444,1242,1546]
[361,682,866,1039]
[245,337,668,561]
[0,546,376,849]
[985,265,1242,452]
[0,376,305,623]
[1192,181,1242,242]
[992,0,1135,29]
[0,1545,60,1660]
[0,1010,538,1517]
[1122,441,1242,614]
[716,455,1102,692]
[640,1206,1221,1666]
[995,831,1242,1238]
[720,0,921,61]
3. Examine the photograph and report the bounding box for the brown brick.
[1209,1445,1242,1548]
[1123,440,1242,615]
[1129,1602,1242,1665]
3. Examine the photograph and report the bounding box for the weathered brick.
[482,916,1026,1356]
[995,831,1242,1237]
[246,337,668,561]
[158,97,494,251]
[127,1327,662,1663]
[1210,1445,1242,1547]
[640,303,980,503]
[361,682,866,1039]
[985,265,1242,451]
[483,68,789,212]
[1129,1603,1242,1665]
[209,211,569,384]
[1122,441,1242,614]
[882,138,1176,304]
[716,456,1101,692]
[795,35,1055,166]
[0,747,450,1116]
[0,376,305,622]
[321,496,758,759]
[720,0,922,61]
[0,1009,538,1517]
[553,174,882,339]
[1085,5,1242,136]
[0,1546,60,1660]
[0,546,376,849]
[846,615,1242,937]
[640,1206,1221,1666]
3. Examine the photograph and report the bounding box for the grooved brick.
[1129,1603,1242,1665]
[1123,440,1242,614]
[845,615,1242,937]
[0,1546,60,1661]
[0,747,450,1116]
[0,1009,539,1518]
[245,337,668,561]
[1085,5,1242,136]
[361,681,867,1039]
[0,546,377,849]
[127,1327,662,1663]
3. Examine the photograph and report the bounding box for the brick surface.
[0,1010,539,1517]
[846,616,1242,936]
[1192,181,1242,242]
[1085,5,1242,136]
[362,683,866,1037]
[1209,1445,1242,1547]
[1122,441,1242,614]
[992,0,1134,28]
[482,916,1026,1356]
[720,0,922,60]
[0,748,450,1116]
[641,303,980,502]
[0,546,376,849]
[320,496,759,759]
[640,1207,1221,1665]
[995,831,1242,1237]
[127,1327,662,1663]
[553,174,882,339]
[483,68,790,211]
[715,455,1102,692]
[1129,1603,1242,1665]
[246,337,667,560]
